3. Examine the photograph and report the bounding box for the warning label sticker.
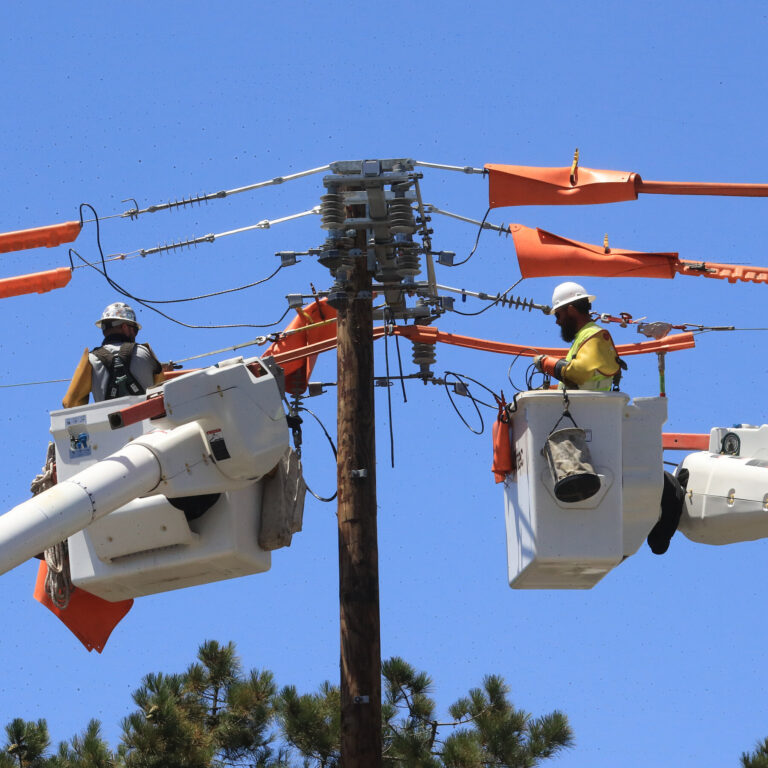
[66,414,91,459]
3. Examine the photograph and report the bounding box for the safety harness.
[90,342,161,400]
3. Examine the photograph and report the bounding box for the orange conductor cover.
[0,221,81,254]
[0,267,72,298]
[509,224,678,279]
[486,164,639,208]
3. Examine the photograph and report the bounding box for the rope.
[30,443,73,610]
[295,405,338,503]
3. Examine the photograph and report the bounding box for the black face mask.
[559,316,579,343]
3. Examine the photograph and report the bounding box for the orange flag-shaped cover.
[509,224,768,285]
[487,163,768,208]
[34,561,133,653]
[487,164,639,208]
[510,224,678,279]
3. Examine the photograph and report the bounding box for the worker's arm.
[62,348,92,408]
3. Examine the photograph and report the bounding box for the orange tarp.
[509,224,678,279]
[0,221,81,254]
[0,267,72,298]
[33,561,133,653]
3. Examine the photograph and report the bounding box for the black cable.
[383,320,395,469]
[451,206,491,267]
[442,371,500,435]
[450,279,524,317]
[109,264,285,305]
[393,327,408,404]
[296,404,338,503]
[507,348,542,393]
[74,203,291,330]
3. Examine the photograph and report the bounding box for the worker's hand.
[533,354,544,372]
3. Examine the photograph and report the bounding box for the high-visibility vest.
[560,322,619,392]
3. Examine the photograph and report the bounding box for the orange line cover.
[0,267,72,298]
[662,433,710,451]
[509,224,678,279]
[486,164,639,208]
[486,163,768,208]
[0,221,81,254]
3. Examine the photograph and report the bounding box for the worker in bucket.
[62,302,164,407]
[533,282,625,391]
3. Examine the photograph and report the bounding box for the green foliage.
[0,641,573,768]
[275,681,340,767]
[381,661,573,768]
[49,720,115,768]
[3,718,51,768]
[742,737,768,768]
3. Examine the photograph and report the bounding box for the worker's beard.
[559,317,578,343]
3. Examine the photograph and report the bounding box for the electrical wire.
[121,164,331,218]
[450,279,524,317]
[450,206,491,267]
[441,371,499,435]
[295,404,338,503]
[74,203,291,330]
[506,348,543,393]
[383,321,395,468]
[0,378,69,389]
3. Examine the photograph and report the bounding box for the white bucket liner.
[504,391,667,589]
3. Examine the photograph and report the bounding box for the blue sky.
[1,1,768,765]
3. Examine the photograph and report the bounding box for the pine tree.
[119,640,286,768]
[49,720,116,768]
[0,641,573,768]
[274,681,341,768]
[742,738,768,768]
[1,718,52,768]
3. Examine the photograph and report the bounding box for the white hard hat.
[96,302,141,329]
[549,282,596,314]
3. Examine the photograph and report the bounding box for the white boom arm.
[0,356,288,577]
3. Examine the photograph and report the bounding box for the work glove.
[533,354,544,372]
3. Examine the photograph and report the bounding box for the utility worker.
[533,282,624,391]
[63,302,164,408]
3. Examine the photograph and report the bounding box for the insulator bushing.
[411,340,437,374]
[320,193,347,230]
[396,251,421,276]
[388,198,417,234]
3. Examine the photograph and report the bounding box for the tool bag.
[543,392,601,503]
[258,447,306,550]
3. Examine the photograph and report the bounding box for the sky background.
[1,1,767,765]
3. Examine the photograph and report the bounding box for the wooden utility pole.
[336,227,381,767]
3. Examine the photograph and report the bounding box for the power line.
[74,203,293,330]
[121,164,331,218]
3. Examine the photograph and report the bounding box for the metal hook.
[121,198,140,220]
[569,148,579,186]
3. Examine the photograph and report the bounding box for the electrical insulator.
[388,198,417,234]
[411,340,437,376]
[320,193,347,230]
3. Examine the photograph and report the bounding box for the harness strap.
[91,342,144,399]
